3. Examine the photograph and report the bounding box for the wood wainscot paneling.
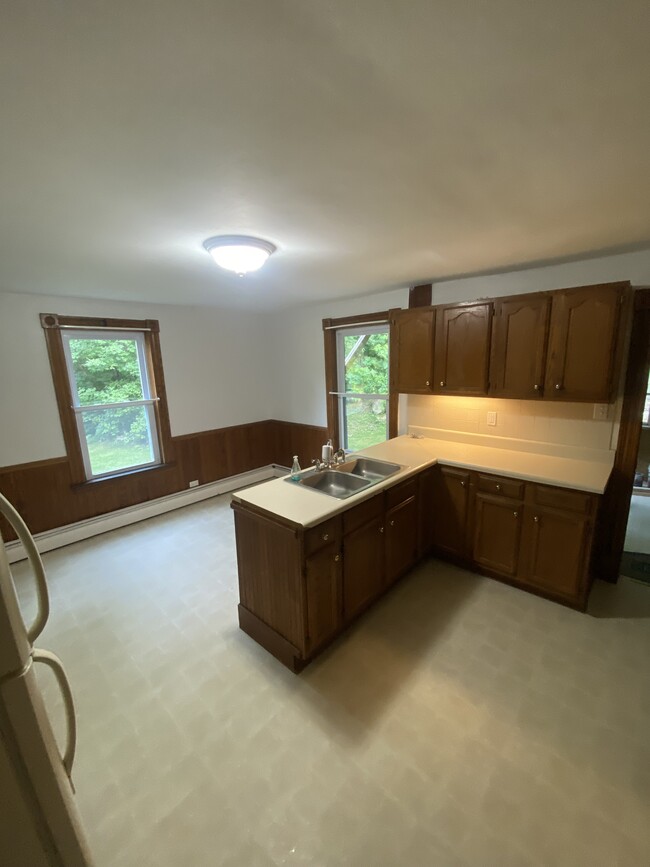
[0,419,324,542]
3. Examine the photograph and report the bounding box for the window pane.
[80,405,155,476]
[69,338,145,405]
[344,397,387,451]
[344,332,389,394]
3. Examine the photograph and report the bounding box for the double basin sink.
[286,456,403,499]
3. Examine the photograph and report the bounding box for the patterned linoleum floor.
[12,494,650,867]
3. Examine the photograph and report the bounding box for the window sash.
[60,329,162,479]
[335,325,389,451]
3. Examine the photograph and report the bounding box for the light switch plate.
[487,411,497,426]
[593,404,609,421]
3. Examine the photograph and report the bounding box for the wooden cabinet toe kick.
[238,605,305,673]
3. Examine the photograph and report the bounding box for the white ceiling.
[1,0,649,310]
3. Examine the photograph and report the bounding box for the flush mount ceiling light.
[202,235,276,275]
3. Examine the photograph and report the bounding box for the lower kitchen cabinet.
[233,464,601,672]
[519,504,592,601]
[385,494,418,587]
[305,542,342,655]
[432,466,471,558]
[473,493,522,577]
[343,516,385,622]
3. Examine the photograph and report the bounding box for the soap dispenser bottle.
[290,456,301,481]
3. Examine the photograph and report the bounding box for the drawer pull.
[534,384,540,391]
[513,511,518,518]
[334,554,340,562]
[322,533,329,541]
[379,526,384,534]
[390,520,395,527]
[425,380,430,386]
[496,484,501,491]
[555,384,561,391]
[460,480,466,487]
[440,381,446,387]
[533,515,539,523]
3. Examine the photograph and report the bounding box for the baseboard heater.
[5,464,289,564]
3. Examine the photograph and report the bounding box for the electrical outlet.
[487,411,497,426]
[593,404,609,421]
[189,480,199,488]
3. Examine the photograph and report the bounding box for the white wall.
[0,292,276,466]
[432,248,650,304]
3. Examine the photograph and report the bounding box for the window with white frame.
[61,329,161,479]
[335,324,390,451]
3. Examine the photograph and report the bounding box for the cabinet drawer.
[477,473,524,500]
[343,493,383,535]
[304,516,342,556]
[530,485,594,515]
[385,477,418,510]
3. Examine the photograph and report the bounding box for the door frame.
[595,288,650,582]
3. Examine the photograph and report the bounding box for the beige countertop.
[231,435,614,528]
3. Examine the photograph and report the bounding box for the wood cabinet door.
[418,466,436,557]
[432,466,471,558]
[390,308,435,394]
[545,283,626,402]
[434,302,492,395]
[385,496,418,586]
[519,507,591,600]
[473,494,523,577]
[490,294,551,398]
[304,542,342,654]
[343,517,385,622]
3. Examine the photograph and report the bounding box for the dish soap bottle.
[290,456,301,481]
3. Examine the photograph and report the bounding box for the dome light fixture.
[202,235,276,275]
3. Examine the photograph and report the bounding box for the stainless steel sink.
[296,470,372,499]
[338,456,402,480]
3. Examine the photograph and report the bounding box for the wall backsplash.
[407,395,620,453]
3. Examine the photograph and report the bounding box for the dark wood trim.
[70,462,177,489]
[40,313,159,332]
[321,310,391,330]
[595,288,650,581]
[40,314,173,485]
[172,419,271,442]
[322,320,340,449]
[409,284,432,308]
[0,456,68,474]
[41,323,87,484]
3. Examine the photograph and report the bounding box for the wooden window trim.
[40,313,175,486]
[322,311,397,450]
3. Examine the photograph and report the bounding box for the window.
[41,315,172,483]
[644,370,650,427]
[336,325,390,451]
[323,312,394,452]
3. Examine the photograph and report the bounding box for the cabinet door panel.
[490,294,550,398]
[520,507,590,599]
[473,494,522,577]
[343,517,385,622]
[385,496,418,586]
[390,309,435,394]
[545,283,625,402]
[434,302,492,395]
[305,543,342,654]
[432,467,471,558]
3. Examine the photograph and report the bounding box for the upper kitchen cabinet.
[434,301,493,395]
[489,293,551,399]
[390,308,435,394]
[544,282,629,403]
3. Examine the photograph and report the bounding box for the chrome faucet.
[312,448,347,471]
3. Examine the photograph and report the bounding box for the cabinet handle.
[513,511,518,518]
[425,380,430,386]
[322,533,329,541]
[496,484,501,491]
[379,526,384,534]
[555,384,561,391]
[533,384,540,391]
[460,480,466,487]
[390,520,395,526]
[440,381,446,387]
[533,515,539,523]
[334,554,340,562]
